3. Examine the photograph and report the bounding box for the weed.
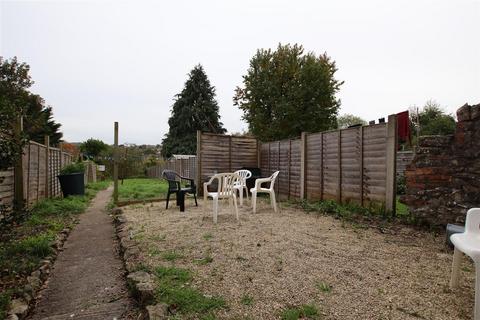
[148,247,161,256]
[203,233,213,241]
[240,294,253,306]
[133,263,151,273]
[462,266,473,272]
[196,248,213,265]
[0,290,12,320]
[149,234,166,242]
[281,304,319,320]
[316,281,331,293]
[162,250,183,261]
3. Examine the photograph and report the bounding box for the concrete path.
[29,188,137,320]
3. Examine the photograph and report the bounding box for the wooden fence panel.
[305,133,323,200]
[196,132,259,194]
[231,137,258,170]
[199,134,230,184]
[289,139,301,198]
[340,128,361,203]
[322,131,339,200]
[363,124,387,203]
[0,169,14,210]
[259,120,395,209]
[0,141,73,219]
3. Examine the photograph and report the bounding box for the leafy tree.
[411,100,456,137]
[161,64,226,158]
[80,138,109,158]
[234,43,343,141]
[337,114,367,129]
[23,94,63,146]
[0,57,32,170]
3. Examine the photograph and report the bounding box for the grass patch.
[281,304,319,320]
[118,178,168,201]
[240,294,253,306]
[316,281,331,293]
[86,180,111,191]
[396,197,409,216]
[296,197,422,229]
[203,233,213,241]
[154,266,225,316]
[0,291,11,320]
[162,250,183,261]
[196,248,213,265]
[299,199,382,221]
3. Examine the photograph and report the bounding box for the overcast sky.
[1,0,479,145]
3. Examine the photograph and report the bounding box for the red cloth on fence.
[396,111,410,144]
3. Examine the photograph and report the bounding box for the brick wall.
[402,103,480,226]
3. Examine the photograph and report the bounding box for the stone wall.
[402,103,480,226]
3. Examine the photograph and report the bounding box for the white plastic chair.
[233,169,252,206]
[450,208,480,320]
[250,171,280,214]
[203,173,241,224]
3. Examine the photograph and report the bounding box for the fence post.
[359,127,364,206]
[196,130,202,195]
[13,116,24,211]
[300,132,307,200]
[320,132,324,200]
[337,130,342,203]
[44,136,50,199]
[113,122,119,205]
[385,114,397,214]
[228,135,232,172]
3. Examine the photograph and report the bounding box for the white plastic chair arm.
[254,177,271,190]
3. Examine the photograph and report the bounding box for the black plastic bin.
[240,167,262,192]
[58,172,85,197]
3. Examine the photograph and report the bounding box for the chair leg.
[252,191,257,214]
[233,195,239,221]
[239,188,243,206]
[271,191,277,213]
[166,192,170,209]
[450,247,462,288]
[475,262,480,320]
[194,193,198,206]
[213,198,218,224]
[203,192,207,214]
[244,186,249,201]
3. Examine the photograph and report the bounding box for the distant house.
[171,154,196,160]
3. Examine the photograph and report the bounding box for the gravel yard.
[122,198,475,320]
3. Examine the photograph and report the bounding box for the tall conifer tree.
[161,65,226,158]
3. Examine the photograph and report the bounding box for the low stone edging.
[112,207,168,320]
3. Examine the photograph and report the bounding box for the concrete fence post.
[385,114,398,214]
[300,132,307,200]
